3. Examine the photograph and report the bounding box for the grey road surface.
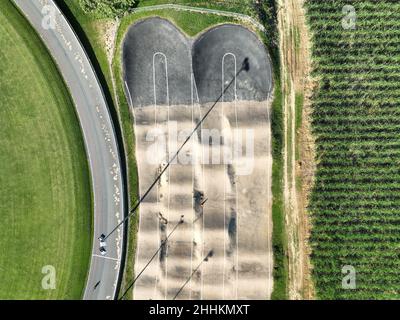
[13,0,125,300]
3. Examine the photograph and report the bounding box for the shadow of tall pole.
[172,250,214,300]
[119,215,185,300]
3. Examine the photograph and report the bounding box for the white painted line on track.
[132,97,140,301]
[125,81,134,109]
[153,52,170,107]
[189,73,195,299]
[93,254,119,261]
[152,52,170,300]
[166,80,171,301]
[189,74,204,299]
[222,52,239,299]
[190,72,202,299]
[193,77,206,300]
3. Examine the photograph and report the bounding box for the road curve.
[13,0,125,300]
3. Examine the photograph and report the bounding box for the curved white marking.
[152,51,170,299]
[222,52,239,299]
[153,52,170,107]
[124,81,134,109]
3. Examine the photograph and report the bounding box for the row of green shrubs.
[78,0,136,18]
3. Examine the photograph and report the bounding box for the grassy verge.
[0,1,91,299]
[255,0,288,300]
[117,9,244,38]
[270,80,287,299]
[136,0,257,17]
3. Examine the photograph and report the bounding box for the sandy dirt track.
[278,0,315,299]
[123,18,273,300]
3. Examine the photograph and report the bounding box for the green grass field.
[0,1,92,299]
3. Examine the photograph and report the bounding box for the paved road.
[14,0,125,300]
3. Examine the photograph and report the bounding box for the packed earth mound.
[123,17,273,300]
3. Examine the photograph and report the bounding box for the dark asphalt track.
[123,18,272,106]
[123,18,192,107]
[193,24,273,102]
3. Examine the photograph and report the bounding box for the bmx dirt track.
[123,17,273,300]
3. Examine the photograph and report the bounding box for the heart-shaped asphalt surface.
[123,17,273,108]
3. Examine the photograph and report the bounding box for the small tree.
[78,0,137,18]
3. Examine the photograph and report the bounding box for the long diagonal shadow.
[172,250,214,300]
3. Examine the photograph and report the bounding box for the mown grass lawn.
[0,1,92,299]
